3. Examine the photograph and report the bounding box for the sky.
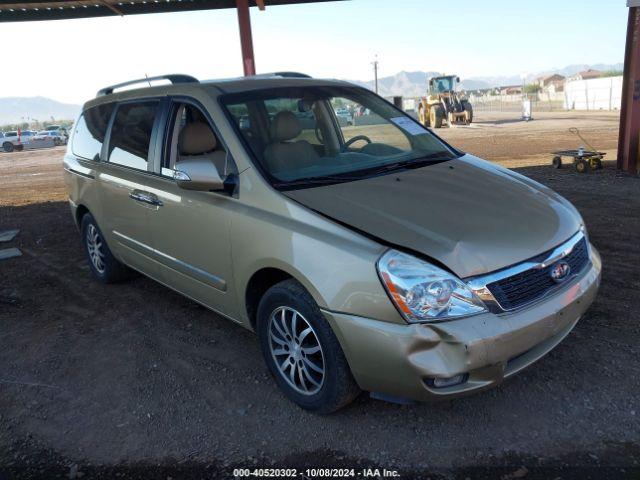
[0,0,628,105]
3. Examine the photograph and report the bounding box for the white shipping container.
[564,76,623,111]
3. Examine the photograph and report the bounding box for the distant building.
[568,69,603,82]
[499,85,523,95]
[536,74,565,92]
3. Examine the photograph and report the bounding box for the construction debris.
[0,229,19,242]
[0,248,22,260]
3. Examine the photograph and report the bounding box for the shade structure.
[0,0,338,22]
[0,0,343,76]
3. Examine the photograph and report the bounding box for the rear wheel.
[552,156,562,169]
[257,279,360,413]
[461,100,473,124]
[3,142,14,153]
[81,213,130,283]
[54,138,61,146]
[594,157,603,170]
[418,104,430,127]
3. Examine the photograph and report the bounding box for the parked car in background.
[2,130,33,152]
[334,107,353,125]
[33,130,67,146]
[45,124,68,137]
[21,131,36,142]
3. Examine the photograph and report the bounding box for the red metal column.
[236,0,256,76]
[617,6,640,175]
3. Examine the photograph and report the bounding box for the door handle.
[129,191,163,207]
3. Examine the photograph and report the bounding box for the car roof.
[83,75,356,111]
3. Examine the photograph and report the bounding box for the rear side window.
[108,101,159,171]
[72,104,114,161]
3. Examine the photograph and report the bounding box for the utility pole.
[372,55,379,94]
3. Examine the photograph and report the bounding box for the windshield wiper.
[272,151,455,189]
[272,174,362,189]
[363,151,455,175]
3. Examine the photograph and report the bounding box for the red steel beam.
[236,0,256,76]
[618,6,640,175]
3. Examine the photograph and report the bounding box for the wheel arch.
[243,264,327,331]
[74,204,91,229]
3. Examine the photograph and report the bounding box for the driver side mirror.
[174,157,227,192]
[456,76,461,83]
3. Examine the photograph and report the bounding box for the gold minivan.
[64,73,601,413]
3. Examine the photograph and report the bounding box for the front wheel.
[257,279,360,413]
[3,142,14,153]
[575,158,590,174]
[430,106,443,128]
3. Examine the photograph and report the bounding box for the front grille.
[487,237,589,310]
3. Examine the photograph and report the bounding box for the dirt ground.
[1,111,639,479]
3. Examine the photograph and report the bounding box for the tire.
[257,279,360,414]
[3,142,14,153]
[418,105,430,127]
[430,106,443,128]
[594,157,603,170]
[54,138,61,146]
[575,158,589,174]
[552,156,562,169]
[80,213,129,284]
[462,101,473,124]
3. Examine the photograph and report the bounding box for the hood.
[284,155,582,278]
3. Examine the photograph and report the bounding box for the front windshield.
[221,86,459,188]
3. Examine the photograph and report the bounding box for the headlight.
[377,250,487,322]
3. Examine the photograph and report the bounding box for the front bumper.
[323,245,601,402]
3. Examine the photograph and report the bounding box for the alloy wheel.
[86,224,106,274]
[268,306,325,395]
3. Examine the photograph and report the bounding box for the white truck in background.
[1,130,35,152]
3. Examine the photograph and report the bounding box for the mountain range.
[348,63,624,97]
[0,96,80,126]
[0,63,624,125]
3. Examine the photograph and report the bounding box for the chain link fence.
[399,76,623,115]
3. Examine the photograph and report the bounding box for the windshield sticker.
[390,116,428,136]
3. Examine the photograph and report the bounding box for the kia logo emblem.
[550,261,571,282]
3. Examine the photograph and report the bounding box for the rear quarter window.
[72,103,115,161]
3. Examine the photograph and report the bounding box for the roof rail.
[271,71,312,78]
[246,71,312,79]
[97,74,199,97]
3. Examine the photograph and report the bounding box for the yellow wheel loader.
[417,75,473,128]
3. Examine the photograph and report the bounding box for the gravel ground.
[0,111,639,479]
